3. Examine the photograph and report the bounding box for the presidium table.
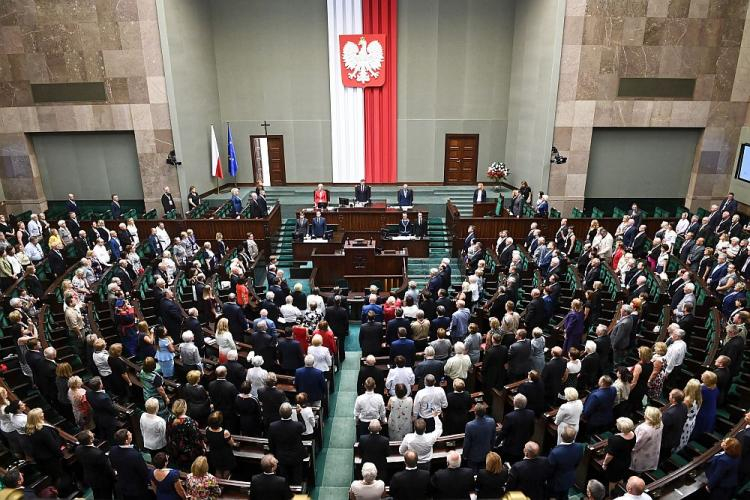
[294,202,431,292]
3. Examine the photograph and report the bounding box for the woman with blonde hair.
[678,378,703,451]
[185,456,222,500]
[214,318,236,364]
[647,342,667,400]
[484,316,502,347]
[529,327,546,373]
[555,387,583,444]
[167,399,206,471]
[628,345,653,413]
[602,417,636,492]
[26,408,66,489]
[630,406,663,472]
[68,375,93,430]
[692,371,719,438]
[349,462,385,500]
[500,300,520,342]
[308,334,333,372]
[136,320,156,360]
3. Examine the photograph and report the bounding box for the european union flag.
[227,123,238,177]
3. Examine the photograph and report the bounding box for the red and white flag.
[210,125,223,179]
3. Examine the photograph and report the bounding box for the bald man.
[613,476,652,500]
[505,441,551,500]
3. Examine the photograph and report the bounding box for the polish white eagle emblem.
[339,34,386,88]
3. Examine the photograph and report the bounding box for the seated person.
[311,211,327,239]
[313,183,328,209]
[398,213,414,237]
[397,183,414,207]
[355,179,371,204]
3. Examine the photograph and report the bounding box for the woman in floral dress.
[630,406,663,472]
[166,399,206,471]
[386,383,413,441]
[185,456,222,500]
[647,342,667,400]
[677,378,702,452]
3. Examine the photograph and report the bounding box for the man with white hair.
[579,340,601,392]
[253,308,277,336]
[414,346,444,385]
[225,350,246,390]
[179,331,202,373]
[246,356,268,397]
[614,476,652,500]
[429,449,475,497]
[628,275,648,302]
[444,342,472,382]
[497,394,535,465]
[412,374,447,433]
[448,300,469,342]
[674,283,696,319]
[280,295,302,324]
[506,441,552,500]
[361,293,384,322]
[664,328,687,377]
[294,354,326,407]
[155,222,171,251]
[249,454,293,499]
[267,402,306,485]
[33,346,58,404]
[611,304,635,365]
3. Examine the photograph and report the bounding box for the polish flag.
[210,125,223,179]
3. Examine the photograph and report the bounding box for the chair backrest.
[571,207,584,218]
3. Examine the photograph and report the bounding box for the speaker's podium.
[310,238,407,292]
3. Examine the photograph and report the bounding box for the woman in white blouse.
[126,218,139,245]
[675,212,690,235]
[214,318,236,364]
[307,334,332,373]
[140,397,167,453]
[246,355,268,398]
[555,387,583,444]
[385,355,415,396]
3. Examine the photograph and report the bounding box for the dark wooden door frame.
[443,133,479,185]
[249,135,287,185]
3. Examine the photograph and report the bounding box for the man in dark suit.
[581,376,617,437]
[660,389,689,462]
[714,355,732,407]
[183,308,205,354]
[414,212,428,238]
[548,426,584,500]
[311,211,327,239]
[473,182,487,203]
[389,450,430,500]
[225,350,247,390]
[354,179,371,203]
[359,420,390,481]
[247,193,264,219]
[496,393,535,465]
[88,376,119,443]
[258,373,288,430]
[294,212,309,241]
[111,195,122,219]
[161,186,175,214]
[414,347,444,386]
[75,430,116,500]
[397,183,414,206]
[628,203,643,227]
[542,346,568,407]
[430,450,475,499]
[268,403,306,485]
[579,341,601,392]
[720,324,745,378]
[250,454,294,500]
[462,403,496,473]
[221,294,248,339]
[357,355,386,395]
[707,254,729,292]
[506,441,550,500]
[584,258,602,289]
[390,329,416,367]
[208,366,239,432]
[277,329,304,374]
[398,213,414,236]
[35,347,58,405]
[622,219,637,249]
[113,259,135,294]
[325,295,349,361]
[360,311,384,357]
[66,193,81,217]
[610,304,635,365]
[109,429,150,500]
[482,333,508,393]
[295,355,327,405]
[522,288,546,332]
[158,291,182,339]
[48,245,66,278]
[435,290,455,316]
[386,308,411,344]
[507,329,532,382]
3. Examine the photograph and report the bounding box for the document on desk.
[389,205,413,210]
[391,236,417,240]
[303,238,329,243]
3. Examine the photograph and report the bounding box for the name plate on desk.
[391,236,417,240]
[303,238,328,243]
[389,205,413,210]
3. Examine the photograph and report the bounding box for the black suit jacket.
[268,418,306,463]
[89,390,118,433]
[738,427,750,477]
[36,358,57,399]
[355,184,371,202]
[661,403,688,452]
[506,456,550,500]
[359,433,390,479]
[222,302,248,337]
[250,472,293,500]
[390,467,431,500]
[360,321,384,356]
[518,379,545,417]
[523,297,546,331]
[542,357,567,405]
[325,305,349,339]
[497,408,535,460]
[75,444,115,491]
[473,188,487,203]
[226,360,247,390]
[482,344,508,390]
[507,339,532,378]
[109,445,150,496]
[278,338,304,371]
[414,218,428,238]
[259,387,288,426]
[720,336,745,377]
[431,467,475,499]
[48,249,66,277]
[161,193,175,214]
[208,379,238,415]
[357,365,385,395]
[159,298,183,337]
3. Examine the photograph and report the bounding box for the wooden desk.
[310,243,406,288]
[381,236,429,257]
[302,203,428,234]
[293,232,345,260]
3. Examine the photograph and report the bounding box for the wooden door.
[444,134,479,184]
[250,135,286,185]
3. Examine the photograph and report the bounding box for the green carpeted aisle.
[313,323,361,499]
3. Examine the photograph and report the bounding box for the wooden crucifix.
[261,121,271,135]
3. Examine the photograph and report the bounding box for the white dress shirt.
[398,416,443,463]
[664,339,687,374]
[412,386,448,419]
[385,367,416,396]
[140,412,167,450]
[354,391,386,423]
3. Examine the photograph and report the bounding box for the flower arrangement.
[487,162,509,181]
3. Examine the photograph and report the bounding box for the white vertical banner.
[259,138,271,187]
[327,0,365,183]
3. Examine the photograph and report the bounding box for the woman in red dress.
[313,183,328,208]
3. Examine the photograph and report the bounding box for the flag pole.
[229,121,237,188]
